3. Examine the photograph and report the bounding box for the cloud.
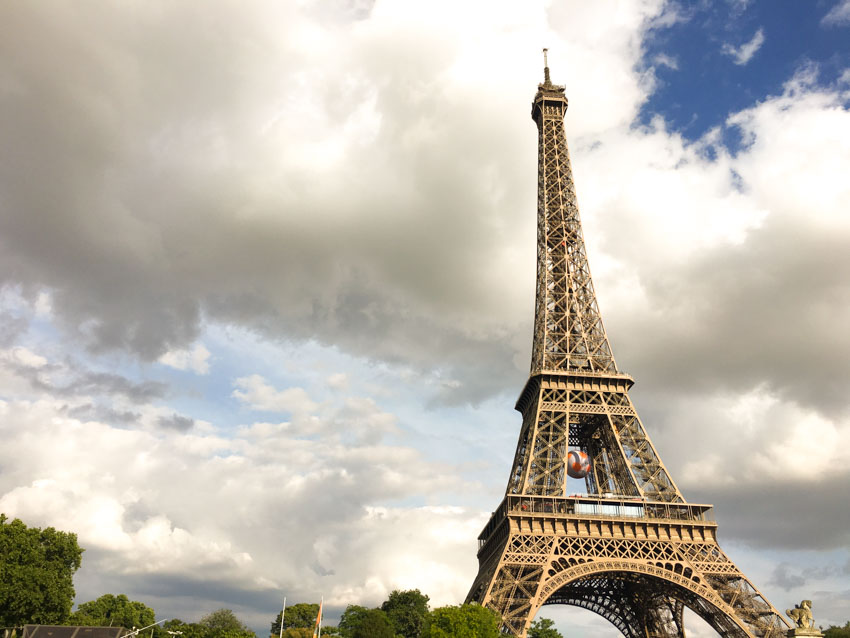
[327,372,349,390]
[769,564,806,591]
[233,375,320,416]
[652,53,679,70]
[721,27,765,65]
[0,347,168,403]
[0,1,674,407]
[0,388,471,630]
[234,374,397,443]
[822,0,850,26]
[158,413,195,432]
[577,68,850,419]
[0,312,29,347]
[159,344,211,375]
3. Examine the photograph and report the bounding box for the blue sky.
[641,1,850,142]
[1,2,850,637]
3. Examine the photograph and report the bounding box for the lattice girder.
[506,375,683,502]
[530,79,615,375]
[470,514,788,637]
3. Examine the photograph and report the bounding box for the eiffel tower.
[465,53,791,638]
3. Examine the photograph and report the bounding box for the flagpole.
[312,596,323,638]
[278,597,286,638]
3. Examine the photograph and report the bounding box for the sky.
[1,1,849,636]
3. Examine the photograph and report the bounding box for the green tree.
[527,617,563,638]
[337,605,368,637]
[277,626,338,637]
[425,604,500,638]
[338,606,392,638]
[0,514,84,626]
[824,622,850,638]
[381,589,430,638]
[271,604,319,634]
[70,594,155,629]
[199,609,255,638]
[351,609,393,638]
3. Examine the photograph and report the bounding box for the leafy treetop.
[825,622,850,638]
[338,607,393,638]
[424,604,501,638]
[198,608,255,638]
[380,589,430,638]
[271,603,319,634]
[527,617,564,638]
[70,594,155,630]
[0,514,83,627]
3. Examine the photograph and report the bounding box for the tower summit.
[465,56,790,638]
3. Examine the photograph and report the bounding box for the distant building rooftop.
[22,626,128,638]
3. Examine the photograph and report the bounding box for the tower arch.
[532,561,751,638]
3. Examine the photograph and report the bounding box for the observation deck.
[478,494,716,554]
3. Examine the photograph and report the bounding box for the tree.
[337,605,368,636]
[825,622,850,638]
[381,589,430,638]
[276,626,338,637]
[271,604,319,634]
[70,594,155,629]
[338,606,392,638]
[425,604,501,638]
[527,617,563,638]
[199,609,255,638]
[0,514,84,626]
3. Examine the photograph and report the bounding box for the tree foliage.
[0,514,84,626]
[424,604,501,638]
[70,594,155,629]
[198,609,255,638]
[527,617,563,638]
[381,589,430,638]
[825,622,850,638]
[338,606,393,638]
[271,603,319,634]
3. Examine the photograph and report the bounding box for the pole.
[279,597,286,638]
[317,597,322,638]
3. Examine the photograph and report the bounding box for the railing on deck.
[478,494,715,549]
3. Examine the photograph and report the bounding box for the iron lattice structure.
[465,60,790,638]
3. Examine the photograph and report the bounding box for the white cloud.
[652,52,679,70]
[327,372,349,390]
[822,0,850,26]
[233,374,397,443]
[0,387,470,627]
[7,346,47,368]
[721,27,765,65]
[233,374,319,415]
[158,343,211,375]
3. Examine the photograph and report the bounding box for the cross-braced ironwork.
[466,54,790,638]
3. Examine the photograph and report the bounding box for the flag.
[312,597,323,638]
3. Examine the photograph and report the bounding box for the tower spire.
[543,47,551,86]
[530,56,615,375]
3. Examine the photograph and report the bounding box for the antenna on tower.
[542,47,551,86]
